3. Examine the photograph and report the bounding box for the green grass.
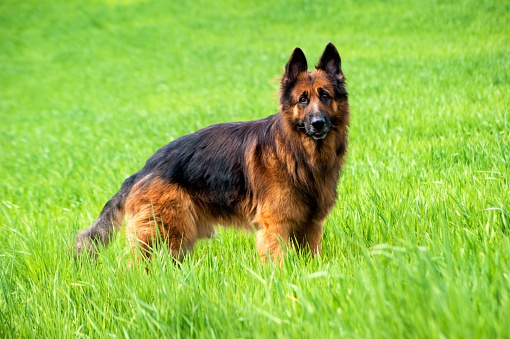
[1,0,509,337]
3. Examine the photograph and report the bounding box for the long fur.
[75,42,349,262]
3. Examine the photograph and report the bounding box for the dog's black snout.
[311,117,326,130]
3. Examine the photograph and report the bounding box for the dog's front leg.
[301,219,324,256]
[255,222,291,264]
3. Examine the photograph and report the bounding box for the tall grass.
[1,0,509,337]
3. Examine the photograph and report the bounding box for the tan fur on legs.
[125,178,199,261]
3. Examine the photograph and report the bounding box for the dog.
[74,42,349,263]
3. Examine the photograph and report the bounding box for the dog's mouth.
[310,131,328,140]
[298,123,329,140]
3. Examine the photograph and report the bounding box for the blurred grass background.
[1,0,509,337]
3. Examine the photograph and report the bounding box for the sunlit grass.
[1,0,509,337]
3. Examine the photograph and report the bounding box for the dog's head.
[280,43,348,141]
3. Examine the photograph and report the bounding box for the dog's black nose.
[311,117,326,130]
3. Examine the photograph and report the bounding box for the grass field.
[1,0,509,337]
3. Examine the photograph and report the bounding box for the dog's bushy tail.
[74,175,137,259]
[74,193,125,258]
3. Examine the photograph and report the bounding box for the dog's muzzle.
[307,115,330,140]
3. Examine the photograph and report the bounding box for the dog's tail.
[74,175,137,259]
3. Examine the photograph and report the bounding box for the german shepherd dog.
[75,42,349,262]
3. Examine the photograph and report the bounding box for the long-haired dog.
[75,42,349,262]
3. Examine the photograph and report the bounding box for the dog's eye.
[299,95,308,104]
[320,92,330,101]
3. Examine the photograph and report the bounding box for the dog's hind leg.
[126,213,197,262]
[124,179,199,262]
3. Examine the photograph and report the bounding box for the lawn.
[1,0,509,337]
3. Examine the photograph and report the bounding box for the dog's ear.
[316,42,341,75]
[283,47,308,84]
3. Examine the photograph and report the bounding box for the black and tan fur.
[75,43,349,262]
